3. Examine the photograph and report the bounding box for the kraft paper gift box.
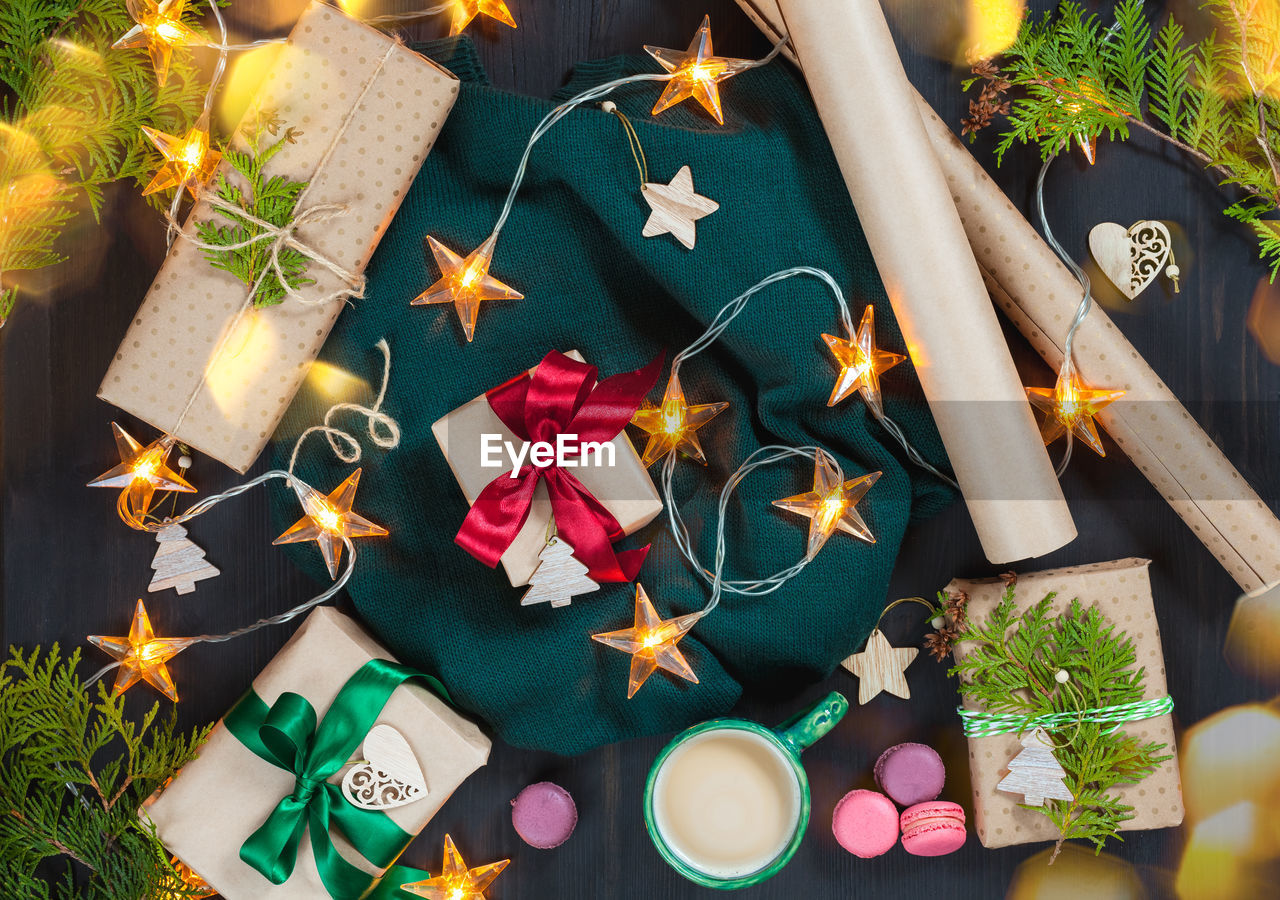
[142,607,491,899]
[431,351,663,587]
[946,559,1184,849]
[99,1,459,473]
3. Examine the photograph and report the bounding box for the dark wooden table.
[4,1,1277,897]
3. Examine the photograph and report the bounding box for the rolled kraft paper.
[917,109,1280,592]
[776,0,1076,564]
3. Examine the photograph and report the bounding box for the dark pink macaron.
[511,782,578,849]
[874,742,945,807]
[831,789,899,858]
[900,801,966,856]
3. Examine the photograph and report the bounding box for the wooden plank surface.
[4,2,1277,897]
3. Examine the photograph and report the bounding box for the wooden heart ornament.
[340,724,428,811]
[1088,220,1181,300]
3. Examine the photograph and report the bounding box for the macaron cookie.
[874,742,945,807]
[900,801,966,856]
[831,789,899,858]
[511,782,578,849]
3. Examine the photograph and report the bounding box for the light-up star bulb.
[400,834,510,900]
[592,583,701,698]
[88,599,192,702]
[140,111,221,198]
[447,0,517,36]
[273,468,388,579]
[113,0,199,87]
[644,15,753,125]
[1026,369,1125,456]
[412,234,523,342]
[773,448,881,558]
[629,371,728,466]
[823,305,906,415]
[88,423,196,522]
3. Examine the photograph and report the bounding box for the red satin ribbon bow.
[455,351,663,583]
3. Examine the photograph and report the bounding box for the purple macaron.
[874,742,945,807]
[511,782,577,849]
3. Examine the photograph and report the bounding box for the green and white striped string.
[957,695,1175,739]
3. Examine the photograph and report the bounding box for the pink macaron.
[899,801,966,856]
[511,782,578,849]
[831,789,899,858]
[874,742,945,807]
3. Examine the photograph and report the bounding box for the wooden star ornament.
[841,628,918,705]
[823,305,905,415]
[273,469,388,579]
[644,15,753,125]
[412,234,522,342]
[88,599,192,702]
[88,423,195,521]
[773,449,880,559]
[400,834,509,900]
[447,0,517,36]
[630,371,728,466]
[592,583,701,698]
[114,0,199,86]
[641,165,718,249]
[1026,369,1125,456]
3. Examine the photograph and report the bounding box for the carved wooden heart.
[341,724,428,811]
[1089,220,1173,300]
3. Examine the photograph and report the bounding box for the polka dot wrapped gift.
[947,559,1184,849]
[99,1,460,473]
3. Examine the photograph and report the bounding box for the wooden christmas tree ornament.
[148,522,219,595]
[641,165,719,249]
[996,727,1075,807]
[1088,220,1181,300]
[841,628,917,704]
[521,536,599,607]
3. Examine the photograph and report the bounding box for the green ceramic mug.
[643,691,849,890]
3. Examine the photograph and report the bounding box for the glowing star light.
[88,423,195,520]
[400,834,510,900]
[140,111,221,198]
[113,0,199,87]
[645,15,753,125]
[773,448,881,559]
[823,305,906,415]
[1026,369,1125,456]
[88,599,192,702]
[447,0,517,36]
[592,583,701,698]
[630,372,728,466]
[273,468,388,579]
[412,235,523,342]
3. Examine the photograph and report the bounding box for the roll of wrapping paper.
[738,0,1280,590]
[775,0,1076,564]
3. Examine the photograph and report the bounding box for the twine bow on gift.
[225,658,447,899]
[455,351,663,583]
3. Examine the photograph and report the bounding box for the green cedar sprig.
[949,586,1172,860]
[962,0,1280,281]
[0,644,211,899]
[195,112,314,308]
[0,0,212,325]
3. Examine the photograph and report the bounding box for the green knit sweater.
[273,37,955,754]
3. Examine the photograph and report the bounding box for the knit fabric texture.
[271,37,956,755]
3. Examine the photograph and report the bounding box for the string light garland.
[140,111,222,199]
[823,305,906,413]
[87,341,400,702]
[591,268,957,697]
[644,15,754,125]
[400,834,510,900]
[113,0,200,87]
[88,423,196,526]
[446,0,517,35]
[414,17,786,341]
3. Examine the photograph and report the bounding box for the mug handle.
[774,691,848,757]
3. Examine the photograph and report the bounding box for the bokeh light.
[1005,842,1145,900]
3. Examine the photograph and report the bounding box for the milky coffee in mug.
[644,692,848,890]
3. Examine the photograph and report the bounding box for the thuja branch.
[963,0,1280,279]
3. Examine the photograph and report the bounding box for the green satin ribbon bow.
[225,657,448,899]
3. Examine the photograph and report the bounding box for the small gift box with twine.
[142,608,490,899]
[946,558,1184,849]
[432,350,664,587]
[100,1,459,473]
